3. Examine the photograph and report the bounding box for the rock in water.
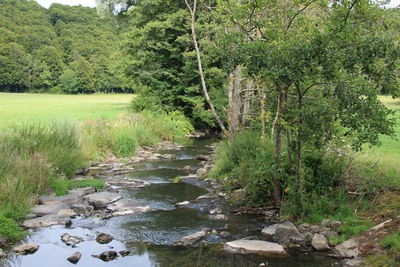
[84,192,122,209]
[311,233,330,251]
[96,233,114,244]
[61,233,84,247]
[13,243,39,255]
[23,214,71,229]
[274,221,305,244]
[67,252,82,264]
[99,251,118,262]
[174,229,208,246]
[223,240,288,257]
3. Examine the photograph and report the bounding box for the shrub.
[51,178,106,196]
[112,126,138,157]
[0,214,26,242]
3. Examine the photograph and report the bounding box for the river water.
[1,138,342,267]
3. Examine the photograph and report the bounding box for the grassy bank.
[210,96,399,262]
[0,94,193,244]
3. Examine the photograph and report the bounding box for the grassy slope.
[0,93,134,128]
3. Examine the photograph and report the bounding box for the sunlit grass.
[357,95,400,188]
[0,93,134,129]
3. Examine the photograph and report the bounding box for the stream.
[1,138,342,267]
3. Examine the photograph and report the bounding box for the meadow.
[0,93,134,128]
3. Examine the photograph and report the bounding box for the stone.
[39,194,83,206]
[0,248,7,258]
[61,234,84,247]
[71,202,94,217]
[23,215,71,229]
[67,252,82,264]
[334,239,359,258]
[209,208,222,214]
[84,192,122,209]
[119,250,131,257]
[196,168,207,178]
[311,233,330,251]
[344,258,364,266]
[297,223,311,233]
[57,209,77,218]
[263,222,304,244]
[68,187,96,196]
[330,220,342,229]
[175,229,208,246]
[261,224,279,239]
[175,201,190,207]
[196,155,210,161]
[320,230,338,239]
[13,243,39,255]
[25,213,37,220]
[321,219,331,227]
[223,240,288,257]
[31,203,69,217]
[96,233,114,244]
[107,198,153,216]
[273,221,305,244]
[220,231,231,237]
[209,214,228,220]
[230,189,246,202]
[99,250,118,262]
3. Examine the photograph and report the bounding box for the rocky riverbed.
[0,138,350,267]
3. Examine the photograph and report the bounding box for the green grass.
[357,96,400,188]
[0,93,134,128]
[50,178,106,196]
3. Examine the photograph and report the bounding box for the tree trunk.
[273,91,284,210]
[228,66,242,139]
[185,0,227,135]
[295,87,303,211]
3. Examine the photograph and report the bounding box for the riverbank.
[0,111,194,246]
[0,138,345,266]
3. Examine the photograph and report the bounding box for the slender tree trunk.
[228,66,242,140]
[185,0,227,135]
[295,86,303,211]
[260,85,266,138]
[287,129,294,172]
[273,91,284,210]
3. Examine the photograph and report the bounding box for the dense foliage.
[0,0,130,93]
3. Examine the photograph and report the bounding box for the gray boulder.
[106,198,152,216]
[39,194,82,206]
[84,192,122,209]
[223,240,288,257]
[31,203,68,217]
[262,222,304,244]
[175,229,209,246]
[311,233,330,251]
[23,215,71,229]
[71,202,94,217]
[13,243,39,255]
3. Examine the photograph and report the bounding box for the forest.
[0,0,400,266]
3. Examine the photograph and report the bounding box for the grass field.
[358,96,400,188]
[0,93,134,128]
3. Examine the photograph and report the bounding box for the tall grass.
[0,111,194,242]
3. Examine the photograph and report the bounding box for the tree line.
[0,0,132,93]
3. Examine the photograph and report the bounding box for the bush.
[0,214,26,242]
[112,126,138,157]
[210,130,275,204]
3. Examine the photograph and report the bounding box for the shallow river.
[1,138,343,267]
